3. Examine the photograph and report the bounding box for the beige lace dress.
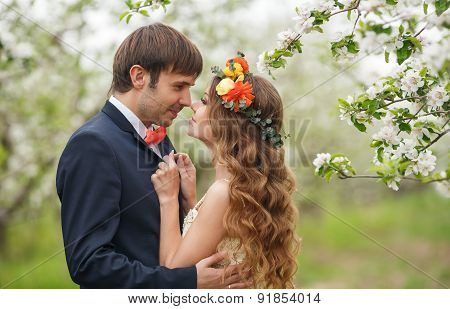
[181,179,245,268]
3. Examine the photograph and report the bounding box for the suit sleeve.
[56,131,197,288]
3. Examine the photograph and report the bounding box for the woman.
[151,53,300,288]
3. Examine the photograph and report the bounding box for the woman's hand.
[175,153,197,212]
[151,151,180,206]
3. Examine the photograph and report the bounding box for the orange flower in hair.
[210,51,286,148]
[222,81,255,112]
[226,57,249,74]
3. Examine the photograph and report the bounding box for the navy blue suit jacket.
[56,100,197,288]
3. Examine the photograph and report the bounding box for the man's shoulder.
[70,109,120,142]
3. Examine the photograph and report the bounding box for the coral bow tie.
[144,126,167,145]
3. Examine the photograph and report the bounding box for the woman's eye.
[200,97,207,104]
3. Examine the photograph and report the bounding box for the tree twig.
[330,0,361,17]
[394,111,449,121]
[421,128,450,151]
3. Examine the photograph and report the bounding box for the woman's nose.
[191,101,201,112]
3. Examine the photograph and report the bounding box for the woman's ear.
[129,65,147,89]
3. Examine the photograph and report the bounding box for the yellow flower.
[216,78,235,95]
[236,74,244,82]
[223,62,244,80]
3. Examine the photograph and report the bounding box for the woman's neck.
[214,162,232,181]
[206,144,232,181]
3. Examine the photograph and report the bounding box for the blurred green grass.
[0,188,448,288]
[297,188,450,288]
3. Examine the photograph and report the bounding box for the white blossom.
[276,29,298,49]
[406,150,437,176]
[318,0,336,13]
[295,17,315,34]
[387,176,401,191]
[366,80,385,99]
[385,37,404,53]
[427,86,449,109]
[340,0,355,9]
[339,96,354,125]
[400,69,425,95]
[381,112,396,126]
[313,153,331,171]
[335,46,357,62]
[372,125,401,145]
[416,114,446,127]
[359,0,384,11]
[257,52,271,74]
[292,7,311,26]
[410,120,432,140]
[391,138,418,160]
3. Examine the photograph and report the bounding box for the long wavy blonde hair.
[207,74,300,288]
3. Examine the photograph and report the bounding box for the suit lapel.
[102,100,184,227]
[102,100,161,160]
[158,136,174,158]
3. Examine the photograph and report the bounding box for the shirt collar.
[109,95,147,139]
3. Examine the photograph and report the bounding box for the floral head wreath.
[211,51,287,148]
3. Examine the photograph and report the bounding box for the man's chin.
[160,119,174,127]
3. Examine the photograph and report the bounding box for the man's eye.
[174,85,183,90]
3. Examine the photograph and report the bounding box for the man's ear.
[129,65,148,89]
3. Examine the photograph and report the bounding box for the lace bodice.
[182,179,245,267]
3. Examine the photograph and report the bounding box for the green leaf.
[423,2,428,14]
[419,67,428,77]
[399,122,412,133]
[435,0,450,16]
[324,169,334,182]
[386,0,398,5]
[396,41,412,64]
[406,36,423,52]
[139,9,150,17]
[371,140,383,148]
[126,13,133,24]
[354,121,367,132]
[312,26,324,33]
[119,11,129,21]
[347,166,356,175]
[338,98,350,108]
[367,99,380,113]
[271,59,286,68]
[293,41,303,53]
[377,147,384,162]
[125,0,133,9]
[385,51,389,63]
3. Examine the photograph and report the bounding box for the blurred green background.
[0,0,448,288]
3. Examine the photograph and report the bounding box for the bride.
[151,53,300,288]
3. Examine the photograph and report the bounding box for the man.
[56,23,244,288]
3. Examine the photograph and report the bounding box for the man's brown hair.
[110,23,203,93]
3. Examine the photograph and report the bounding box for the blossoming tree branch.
[256,0,449,191]
[121,0,450,191]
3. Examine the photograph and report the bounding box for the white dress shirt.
[109,95,162,158]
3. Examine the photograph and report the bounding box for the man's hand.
[196,252,253,289]
[175,153,197,212]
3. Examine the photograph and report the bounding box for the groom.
[56,23,241,288]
